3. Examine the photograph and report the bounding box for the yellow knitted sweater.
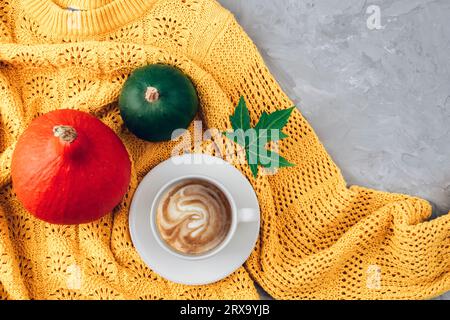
[0,0,449,300]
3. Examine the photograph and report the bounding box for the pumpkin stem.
[145,86,160,103]
[53,125,77,143]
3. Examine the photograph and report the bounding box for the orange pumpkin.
[11,109,131,225]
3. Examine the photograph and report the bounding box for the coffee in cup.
[155,179,232,255]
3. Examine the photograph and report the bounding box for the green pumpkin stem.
[53,125,77,143]
[145,86,160,103]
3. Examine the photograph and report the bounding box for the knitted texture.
[0,0,449,300]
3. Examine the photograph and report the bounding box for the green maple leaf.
[225,96,251,146]
[255,108,294,132]
[230,96,251,131]
[224,97,295,178]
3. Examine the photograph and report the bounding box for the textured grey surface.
[218,0,450,300]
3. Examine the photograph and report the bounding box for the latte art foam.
[156,179,232,255]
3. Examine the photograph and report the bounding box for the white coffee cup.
[150,174,259,260]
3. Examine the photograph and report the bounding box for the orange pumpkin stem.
[53,125,77,143]
[145,86,159,103]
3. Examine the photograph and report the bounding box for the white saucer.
[129,154,260,285]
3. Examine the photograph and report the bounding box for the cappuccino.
[156,179,232,255]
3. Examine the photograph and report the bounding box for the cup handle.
[237,208,259,223]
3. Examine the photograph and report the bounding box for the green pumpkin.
[119,64,199,142]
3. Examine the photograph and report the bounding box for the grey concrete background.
[218,0,450,300]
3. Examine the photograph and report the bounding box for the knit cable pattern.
[0,0,449,300]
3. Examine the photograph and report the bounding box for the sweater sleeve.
[199,6,450,300]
